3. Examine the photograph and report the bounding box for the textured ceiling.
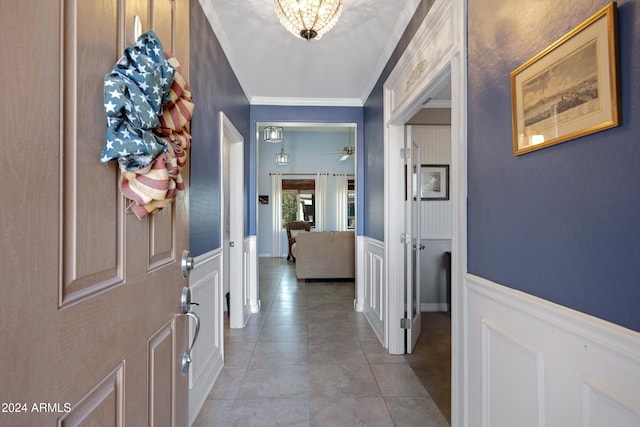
[198,0,423,106]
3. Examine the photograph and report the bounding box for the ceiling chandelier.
[263,126,283,143]
[276,141,290,165]
[274,0,343,41]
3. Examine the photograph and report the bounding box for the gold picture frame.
[511,2,619,156]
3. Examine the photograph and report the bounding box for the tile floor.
[405,312,451,423]
[193,258,450,427]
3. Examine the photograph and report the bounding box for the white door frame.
[220,112,250,328]
[383,0,467,424]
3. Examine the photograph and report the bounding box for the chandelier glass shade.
[274,0,343,41]
[276,143,290,165]
[263,126,284,143]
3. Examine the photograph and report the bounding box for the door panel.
[59,364,124,427]
[150,206,176,270]
[0,1,190,425]
[153,0,176,53]
[148,320,176,426]
[126,0,151,45]
[62,0,124,306]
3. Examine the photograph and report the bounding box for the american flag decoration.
[100,31,193,219]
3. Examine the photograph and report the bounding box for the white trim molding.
[244,235,260,313]
[355,235,366,312]
[465,274,640,427]
[250,96,363,107]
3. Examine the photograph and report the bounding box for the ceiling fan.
[339,145,355,161]
[320,129,356,161]
[334,130,356,161]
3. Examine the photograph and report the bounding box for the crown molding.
[250,96,364,107]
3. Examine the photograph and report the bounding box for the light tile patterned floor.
[193,258,449,427]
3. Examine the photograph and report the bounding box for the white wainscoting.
[355,235,365,312]
[362,237,386,348]
[188,249,224,427]
[244,236,260,313]
[465,274,640,427]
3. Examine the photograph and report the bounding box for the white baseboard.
[420,303,448,312]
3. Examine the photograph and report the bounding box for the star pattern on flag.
[100,31,175,170]
[100,31,193,220]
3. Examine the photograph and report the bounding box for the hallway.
[194,258,449,426]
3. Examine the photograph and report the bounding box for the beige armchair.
[285,221,311,261]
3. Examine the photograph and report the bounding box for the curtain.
[271,173,283,257]
[315,173,328,231]
[335,174,348,231]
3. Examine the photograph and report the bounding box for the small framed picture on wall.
[420,164,449,200]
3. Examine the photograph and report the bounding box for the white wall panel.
[582,377,640,427]
[409,125,452,239]
[244,236,260,313]
[188,249,224,426]
[363,237,385,347]
[482,320,545,427]
[465,274,640,427]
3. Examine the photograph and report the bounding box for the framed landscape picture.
[511,2,619,155]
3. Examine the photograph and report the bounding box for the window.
[282,179,315,227]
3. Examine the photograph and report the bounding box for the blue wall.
[249,106,364,236]
[362,0,436,241]
[190,0,435,250]
[189,0,250,256]
[468,0,640,331]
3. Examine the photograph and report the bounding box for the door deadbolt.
[181,250,195,278]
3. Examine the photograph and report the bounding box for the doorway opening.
[381,2,467,423]
[256,122,358,289]
[221,113,249,329]
[403,89,453,422]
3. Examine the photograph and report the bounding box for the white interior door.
[406,137,423,352]
[221,113,250,329]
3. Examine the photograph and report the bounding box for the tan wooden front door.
[0,1,190,425]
